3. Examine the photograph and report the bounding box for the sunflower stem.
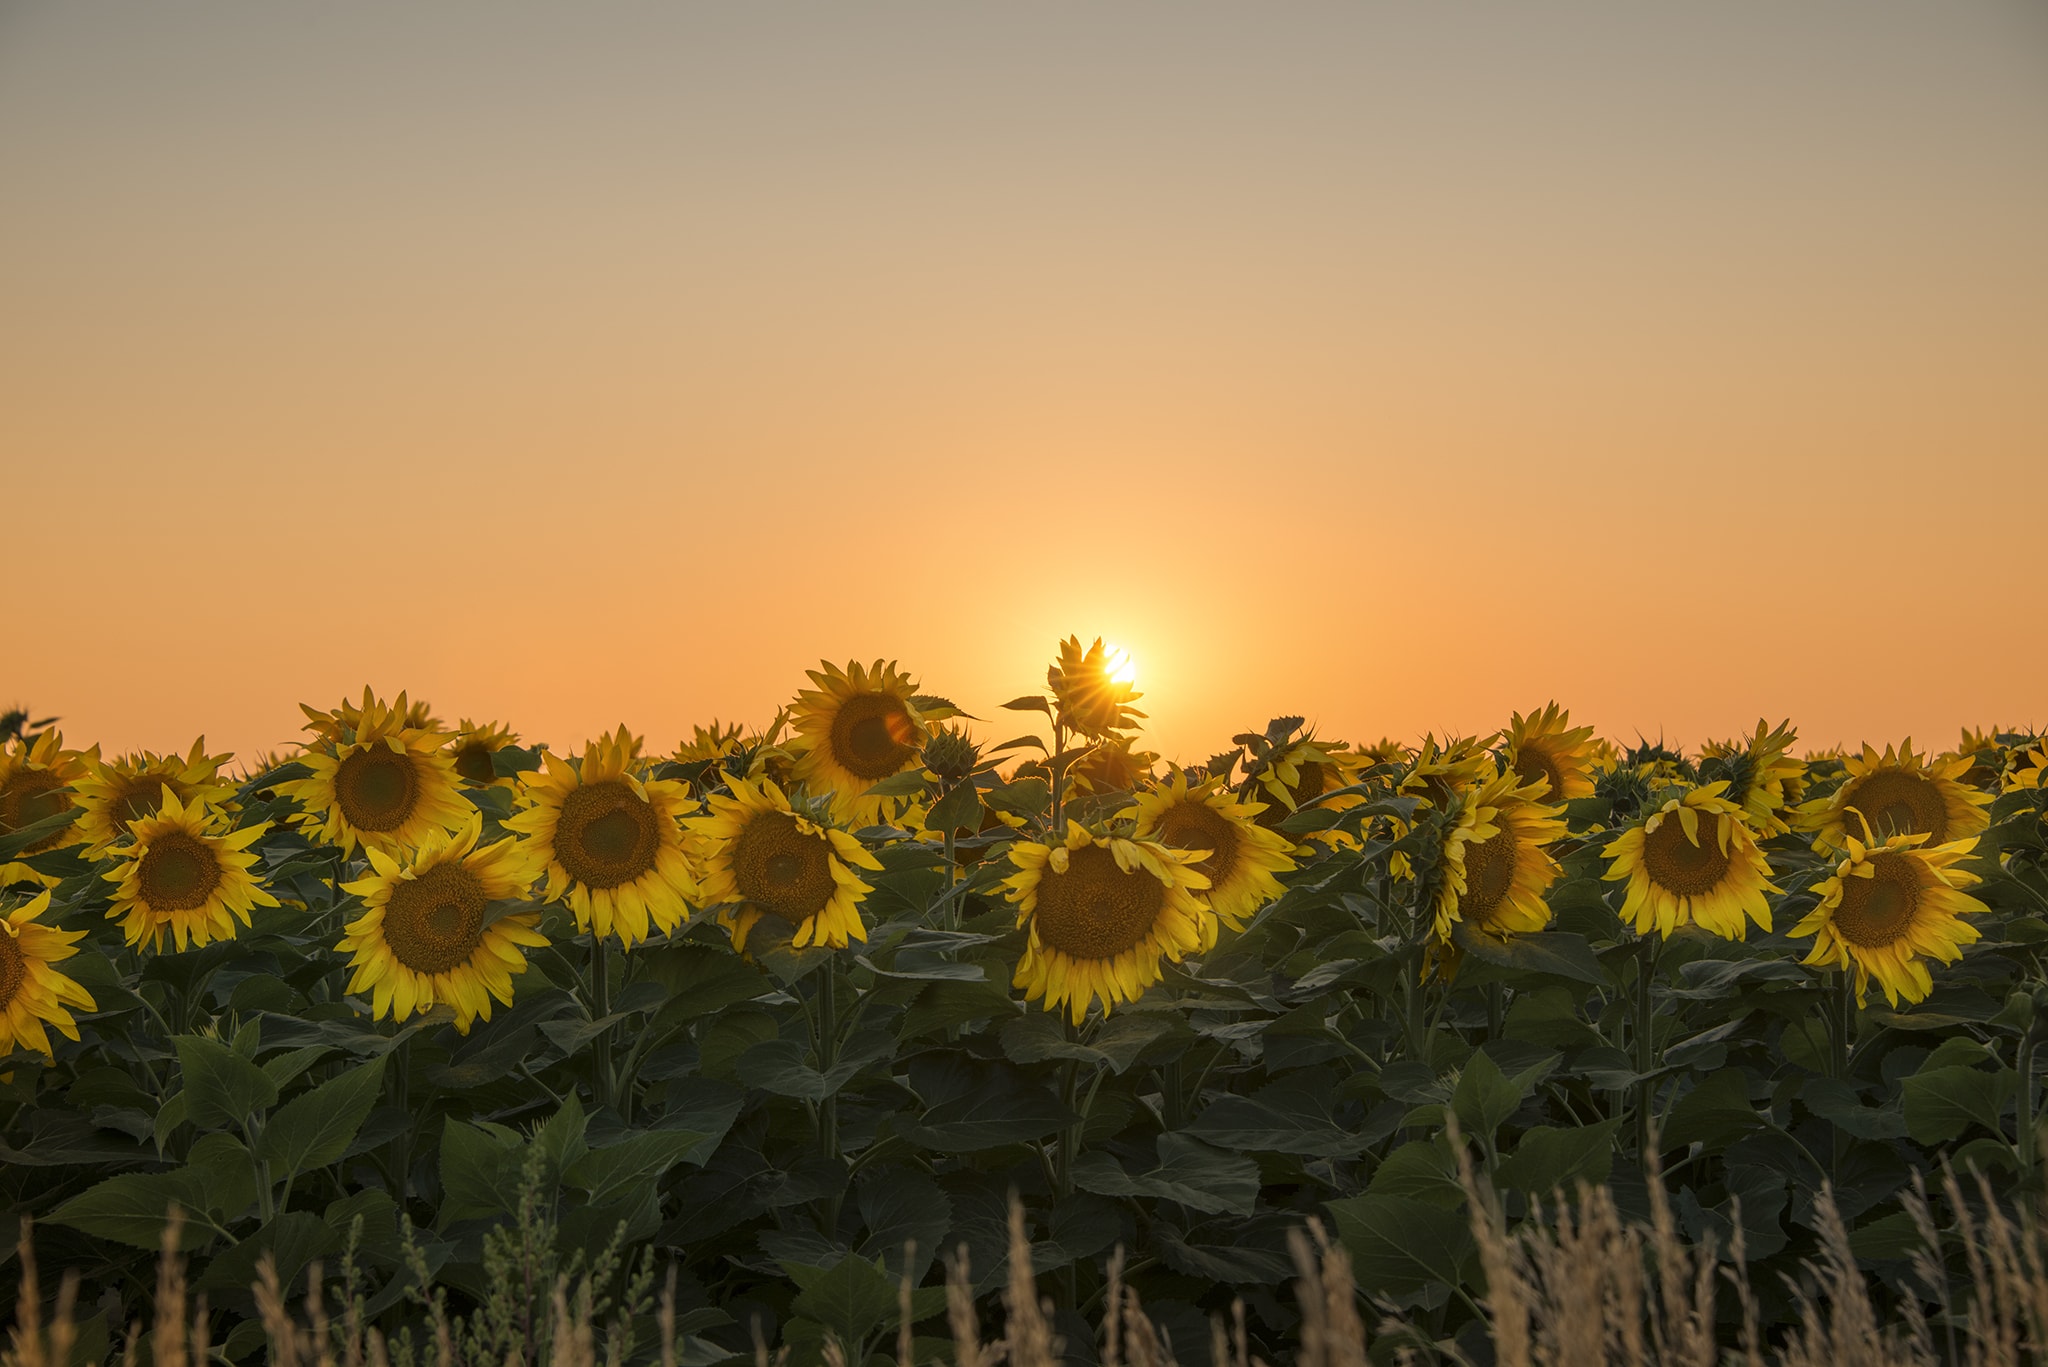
[2017,1026,2038,1176]
[1050,719,1069,836]
[589,935,612,1113]
[818,961,844,1228]
[1633,931,1660,1166]
[388,1034,412,1202]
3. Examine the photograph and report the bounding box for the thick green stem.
[1050,720,1069,835]
[2018,1030,2038,1175]
[388,1035,412,1201]
[590,935,612,1112]
[1634,932,1659,1164]
[818,965,840,1166]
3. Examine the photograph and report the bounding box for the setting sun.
[1104,643,1138,686]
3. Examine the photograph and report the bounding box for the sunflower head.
[920,726,982,787]
[1398,734,1498,813]
[1603,783,1778,941]
[689,776,881,954]
[74,738,236,851]
[1801,740,1992,854]
[0,889,98,1059]
[339,814,545,1033]
[448,720,519,790]
[0,731,89,887]
[300,687,444,748]
[1132,769,1295,931]
[1046,637,1145,741]
[789,660,930,824]
[1698,719,1804,838]
[1792,830,1987,1007]
[1504,703,1596,804]
[102,791,278,952]
[279,697,470,858]
[1003,824,1213,1025]
[506,726,700,948]
[1432,770,1566,951]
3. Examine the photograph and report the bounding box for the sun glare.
[1105,643,1138,685]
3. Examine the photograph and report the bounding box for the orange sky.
[5,2,2045,766]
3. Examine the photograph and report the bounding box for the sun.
[1104,643,1138,685]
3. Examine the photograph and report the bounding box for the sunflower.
[1069,734,1162,796]
[74,738,236,851]
[1603,784,1777,940]
[1699,719,1804,837]
[1002,825,1212,1025]
[1504,704,1596,804]
[1252,736,1361,828]
[279,697,470,858]
[506,726,698,948]
[0,731,89,887]
[789,661,930,825]
[1132,770,1295,931]
[102,791,278,951]
[338,814,545,1033]
[1432,770,1566,948]
[1046,636,1145,740]
[0,890,98,1059]
[1792,830,1987,1007]
[448,720,519,790]
[688,777,880,953]
[1357,738,1410,768]
[300,687,417,747]
[1398,734,1498,811]
[1802,740,1991,853]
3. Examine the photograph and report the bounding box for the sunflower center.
[1832,853,1921,949]
[138,831,223,912]
[453,742,497,785]
[1157,802,1241,887]
[0,931,24,1010]
[334,745,422,833]
[1642,813,1733,896]
[112,776,170,831]
[555,780,661,890]
[731,810,837,924]
[1462,826,1519,927]
[829,693,918,781]
[1845,771,1946,843]
[0,770,74,854]
[1513,749,1565,799]
[1033,845,1166,962]
[1257,763,1328,829]
[382,862,488,975]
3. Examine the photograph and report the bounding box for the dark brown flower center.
[112,775,172,831]
[138,831,223,912]
[453,741,498,786]
[1843,770,1947,844]
[334,745,422,833]
[1642,812,1733,896]
[1512,747,1565,800]
[731,809,837,924]
[1032,845,1165,961]
[1256,762,1328,829]
[1832,853,1921,948]
[1461,826,1518,927]
[0,770,74,854]
[1156,801,1241,889]
[554,779,660,889]
[383,862,488,974]
[828,693,918,781]
[0,931,25,1009]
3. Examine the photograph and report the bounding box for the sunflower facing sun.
[1432,769,1566,950]
[1802,740,1991,854]
[1504,704,1596,804]
[0,731,89,888]
[74,738,237,852]
[0,890,98,1060]
[1792,829,1987,1007]
[789,660,930,825]
[1603,784,1777,940]
[339,814,546,1033]
[506,726,699,948]
[447,720,519,790]
[101,791,278,951]
[280,695,470,857]
[689,776,881,953]
[1132,769,1294,931]
[1002,825,1212,1025]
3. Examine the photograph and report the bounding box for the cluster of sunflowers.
[2,640,2044,1063]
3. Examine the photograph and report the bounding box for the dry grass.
[11,1158,2048,1367]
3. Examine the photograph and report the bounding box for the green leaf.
[177,1034,279,1130]
[857,1169,953,1280]
[197,1213,336,1295]
[1185,1076,1377,1158]
[1452,928,1609,986]
[1071,1134,1259,1216]
[926,781,983,837]
[897,1072,1076,1152]
[863,770,932,799]
[260,1045,335,1090]
[1364,1141,1465,1209]
[639,944,771,1022]
[256,1057,387,1179]
[1325,1194,1476,1296]
[999,695,1052,714]
[49,1171,213,1248]
[1663,1069,1766,1150]
[785,1254,900,1350]
[533,1094,590,1178]
[436,1120,521,1228]
[1801,1078,1909,1141]
[1494,1120,1620,1195]
[1903,1065,2017,1145]
[154,1091,189,1151]
[0,806,80,861]
[1449,1049,1551,1140]
[564,1128,720,1205]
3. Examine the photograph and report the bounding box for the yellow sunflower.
[1252,736,1362,827]
[448,720,519,790]
[506,726,698,948]
[281,694,468,857]
[1069,734,1162,796]
[338,814,546,1033]
[74,738,236,852]
[1504,704,1596,804]
[1802,740,1991,853]
[1046,636,1145,740]
[0,890,98,1059]
[300,687,412,747]
[789,661,930,825]
[688,777,880,953]
[1603,784,1777,940]
[1699,720,1805,838]
[2006,743,2048,795]
[1132,770,1295,931]
[1792,830,1987,1007]
[1357,738,1410,768]
[1002,825,1212,1025]
[102,791,277,951]
[0,731,90,887]
[1432,770,1566,948]
[1398,734,1498,811]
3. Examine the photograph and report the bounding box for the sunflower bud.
[921,726,980,786]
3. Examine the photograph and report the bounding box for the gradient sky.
[5,1,2045,765]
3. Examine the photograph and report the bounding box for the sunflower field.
[3,645,2048,1365]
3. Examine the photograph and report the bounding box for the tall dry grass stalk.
[11,1164,2048,1367]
